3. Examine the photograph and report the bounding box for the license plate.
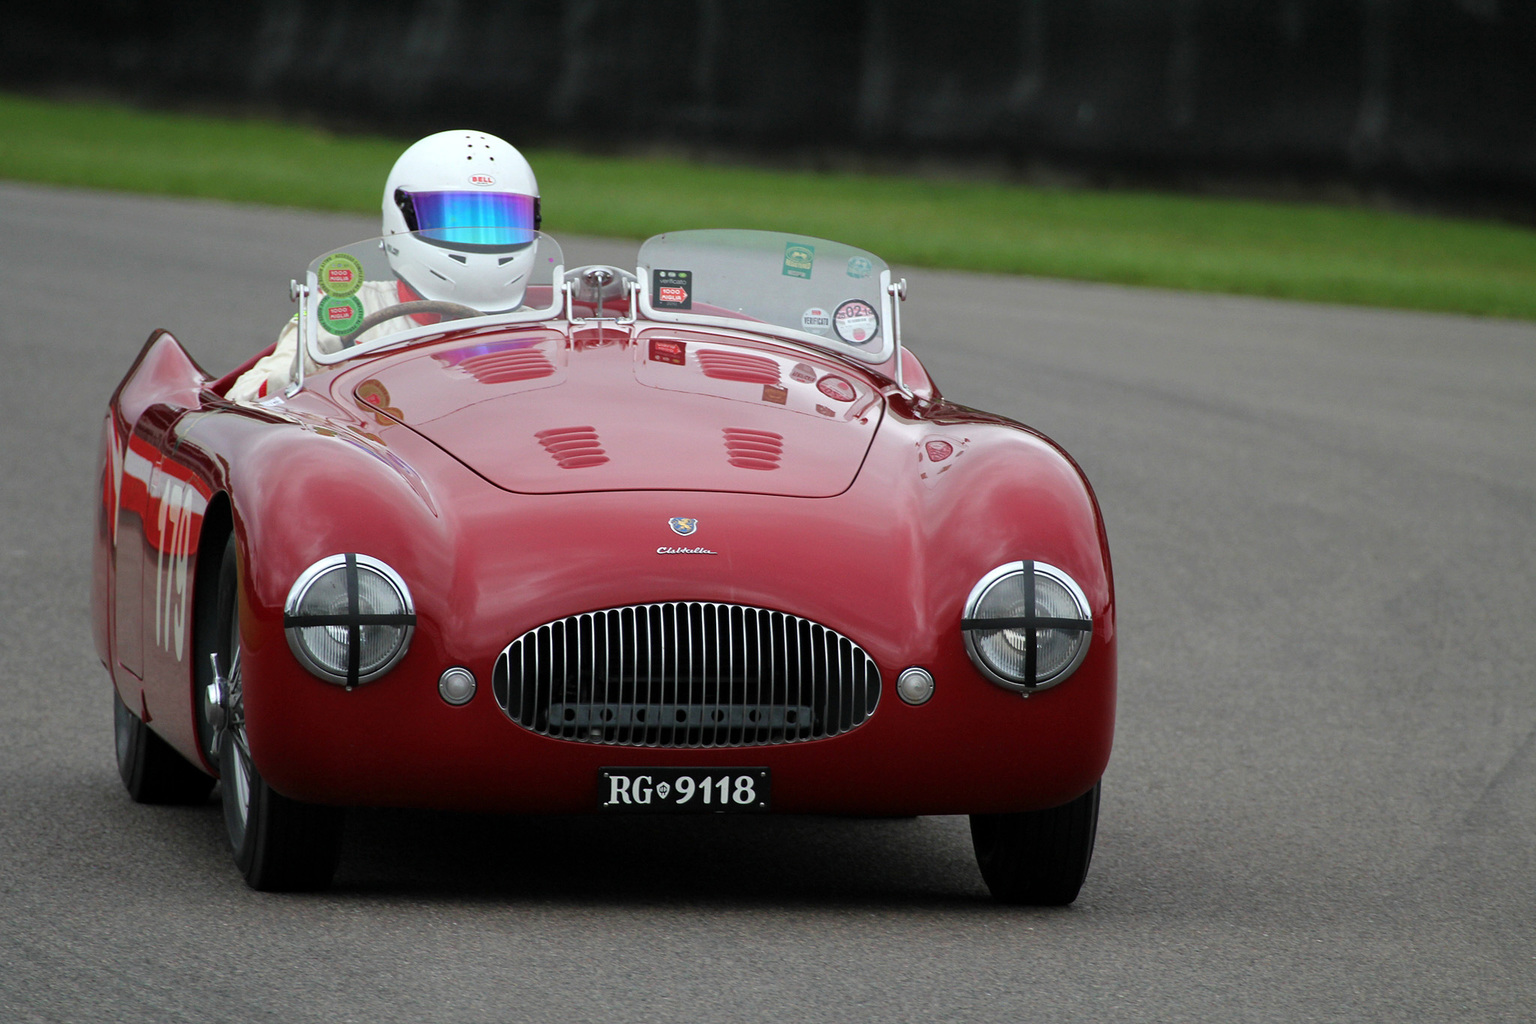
[599,767,770,812]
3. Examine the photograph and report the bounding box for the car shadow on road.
[329,804,993,908]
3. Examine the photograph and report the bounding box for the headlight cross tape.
[282,553,416,688]
[960,560,1092,688]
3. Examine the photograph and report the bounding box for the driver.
[228,130,541,402]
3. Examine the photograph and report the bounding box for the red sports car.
[94,229,1116,902]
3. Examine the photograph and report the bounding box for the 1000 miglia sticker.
[319,295,366,335]
[317,252,364,297]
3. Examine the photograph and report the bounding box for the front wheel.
[210,534,342,891]
[219,712,343,892]
[970,782,1101,906]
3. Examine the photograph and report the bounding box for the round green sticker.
[317,294,365,336]
[317,252,364,297]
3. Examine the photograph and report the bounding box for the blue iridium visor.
[404,191,539,250]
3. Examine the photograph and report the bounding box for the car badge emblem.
[668,517,699,536]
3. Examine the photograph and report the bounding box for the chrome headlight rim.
[961,560,1093,693]
[283,553,416,688]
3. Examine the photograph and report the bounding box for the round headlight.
[961,561,1092,692]
[284,553,415,687]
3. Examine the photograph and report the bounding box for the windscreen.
[301,231,564,365]
[637,230,894,363]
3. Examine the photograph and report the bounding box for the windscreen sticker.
[846,256,873,279]
[800,307,831,334]
[790,362,817,383]
[653,269,693,309]
[318,295,365,335]
[317,252,364,297]
[762,384,788,405]
[649,337,687,366]
[782,242,815,279]
[832,299,879,345]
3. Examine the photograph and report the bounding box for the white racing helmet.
[381,130,541,313]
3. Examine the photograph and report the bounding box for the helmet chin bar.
[383,233,535,312]
[394,270,527,316]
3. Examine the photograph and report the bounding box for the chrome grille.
[492,602,881,747]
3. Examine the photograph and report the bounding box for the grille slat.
[494,601,880,747]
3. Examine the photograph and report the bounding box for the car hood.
[348,327,885,496]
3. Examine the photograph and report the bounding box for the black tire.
[113,685,215,804]
[210,534,343,892]
[970,782,1101,906]
[219,733,343,892]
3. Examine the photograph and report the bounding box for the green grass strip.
[5,91,1535,319]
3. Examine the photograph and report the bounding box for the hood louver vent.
[537,426,608,469]
[697,349,781,385]
[723,428,783,471]
[458,350,555,385]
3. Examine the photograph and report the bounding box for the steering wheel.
[341,300,484,346]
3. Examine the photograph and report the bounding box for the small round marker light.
[439,666,477,706]
[896,667,935,706]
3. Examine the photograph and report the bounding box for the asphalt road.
[2,181,1533,1022]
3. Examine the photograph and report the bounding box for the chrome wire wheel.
[217,639,254,848]
[210,533,343,891]
[196,534,241,770]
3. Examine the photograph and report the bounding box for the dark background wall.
[7,1,1534,211]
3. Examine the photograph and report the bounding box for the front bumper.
[241,619,1115,816]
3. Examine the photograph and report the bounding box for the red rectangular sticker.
[649,337,687,366]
